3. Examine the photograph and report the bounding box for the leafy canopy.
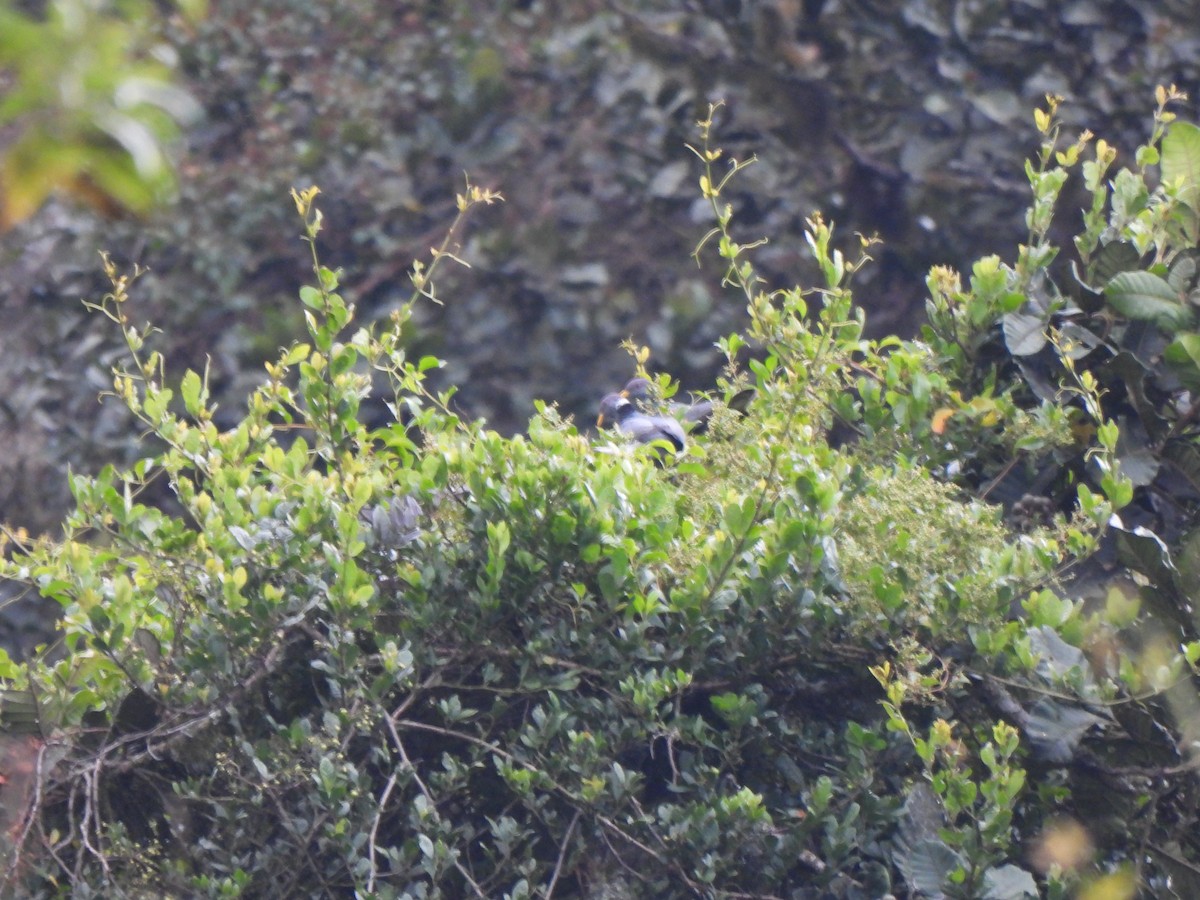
[2,94,1200,899]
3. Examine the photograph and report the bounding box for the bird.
[618,377,753,433]
[619,377,713,429]
[596,392,687,452]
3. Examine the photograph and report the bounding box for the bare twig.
[2,739,51,888]
[77,756,117,890]
[543,809,580,899]
[596,814,703,895]
[1148,842,1200,877]
[366,770,400,895]
[383,713,488,898]
[599,824,652,886]
[82,637,289,778]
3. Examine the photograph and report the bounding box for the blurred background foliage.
[0,0,205,227]
[0,0,1198,543]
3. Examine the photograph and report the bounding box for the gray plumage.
[597,393,686,452]
[620,377,751,432]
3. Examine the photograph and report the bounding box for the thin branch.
[1148,841,1200,877]
[82,637,288,778]
[383,713,488,898]
[596,825,653,885]
[543,809,580,899]
[596,814,703,895]
[2,739,52,889]
[366,770,400,895]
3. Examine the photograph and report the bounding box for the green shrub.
[2,96,1200,898]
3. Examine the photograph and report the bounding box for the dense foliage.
[2,95,1200,898]
[4,0,1198,546]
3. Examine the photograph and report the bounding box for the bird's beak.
[596,413,607,428]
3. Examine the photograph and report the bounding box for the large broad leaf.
[1057,321,1106,359]
[1105,271,1193,331]
[1111,514,1177,586]
[1114,418,1161,487]
[895,784,958,898]
[1164,439,1200,495]
[1167,255,1197,294]
[898,840,961,899]
[1177,527,1200,605]
[1104,351,1167,440]
[1111,509,1196,633]
[1163,121,1200,214]
[1002,311,1047,356]
[1092,241,1142,285]
[1164,332,1200,391]
[1154,850,1200,900]
[1073,240,1141,294]
[1028,626,1095,688]
[1163,121,1200,244]
[1024,698,1106,765]
[1014,352,1060,403]
[982,864,1038,900]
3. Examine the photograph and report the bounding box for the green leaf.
[1165,332,1200,391]
[329,346,357,377]
[1185,641,1200,667]
[283,343,311,365]
[299,285,324,310]
[143,387,173,422]
[1105,271,1192,331]
[1086,240,1141,290]
[1163,121,1200,213]
[181,369,203,416]
[1167,256,1197,294]
[722,496,757,535]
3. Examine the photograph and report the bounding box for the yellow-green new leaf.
[1163,121,1200,213]
[181,369,203,417]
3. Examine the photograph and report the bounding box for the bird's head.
[597,392,634,429]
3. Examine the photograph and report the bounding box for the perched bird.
[620,377,713,429]
[619,377,753,433]
[597,392,686,452]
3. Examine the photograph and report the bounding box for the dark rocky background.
[2,0,1198,548]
